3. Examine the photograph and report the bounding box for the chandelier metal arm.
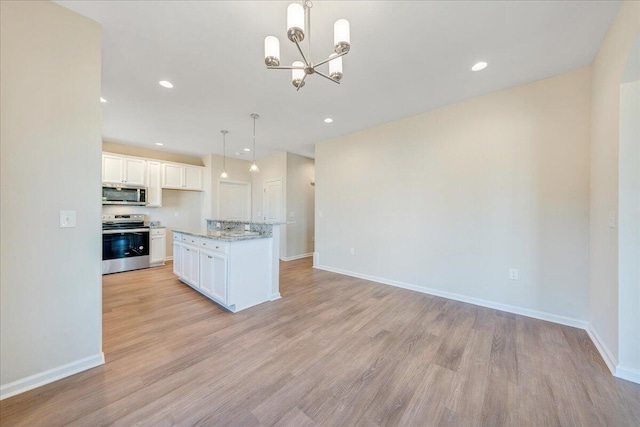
[312,50,349,69]
[314,69,340,84]
[292,37,310,66]
[295,73,308,91]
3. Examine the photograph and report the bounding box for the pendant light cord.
[253,115,256,162]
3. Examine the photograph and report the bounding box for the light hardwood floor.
[1,258,639,426]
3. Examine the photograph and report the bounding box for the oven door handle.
[102,228,150,234]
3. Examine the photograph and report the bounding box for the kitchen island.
[172,219,282,312]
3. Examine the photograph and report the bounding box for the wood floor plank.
[1,258,639,426]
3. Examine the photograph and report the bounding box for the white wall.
[285,153,315,258]
[315,67,591,322]
[588,1,640,369]
[618,78,640,374]
[251,152,288,255]
[0,1,103,398]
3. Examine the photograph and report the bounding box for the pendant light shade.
[220,130,229,179]
[333,19,350,53]
[292,61,305,88]
[329,53,343,81]
[264,36,280,66]
[249,113,260,173]
[287,3,305,42]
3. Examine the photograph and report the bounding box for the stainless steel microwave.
[102,184,148,206]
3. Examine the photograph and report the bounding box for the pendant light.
[220,130,229,179]
[249,113,260,173]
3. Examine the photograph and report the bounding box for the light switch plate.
[60,210,76,228]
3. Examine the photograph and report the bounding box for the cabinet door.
[102,154,124,183]
[184,166,203,191]
[124,158,146,186]
[173,242,182,276]
[162,164,184,189]
[199,250,215,298]
[147,161,162,207]
[151,235,166,265]
[210,253,227,304]
[181,246,199,287]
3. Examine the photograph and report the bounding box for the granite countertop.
[207,219,286,225]
[172,228,269,242]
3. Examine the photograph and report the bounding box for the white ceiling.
[57,0,620,160]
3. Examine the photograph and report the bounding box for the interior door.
[219,181,250,220]
[263,179,282,222]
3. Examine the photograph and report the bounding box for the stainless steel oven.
[102,214,150,274]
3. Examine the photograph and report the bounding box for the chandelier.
[263,1,351,91]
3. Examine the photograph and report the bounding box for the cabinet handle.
[208,255,212,259]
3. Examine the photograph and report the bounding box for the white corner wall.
[1,1,104,399]
[315,67,591,324]
[588,1,640,373]
[285,153,315,259]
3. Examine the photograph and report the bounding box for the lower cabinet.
[199,249,228,304]
[181,245,199,288]
[172,240,182,276]
[150,228,166,266]
[171,231,271,313]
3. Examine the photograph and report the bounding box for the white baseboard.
[281,253,312,262]
[165,256,173,261]
[314,264,588,329]
[269,292,282,301]
[0,352,105,401]
[585,323,618,374]
[585,323,618,375]
[615,365,640,384]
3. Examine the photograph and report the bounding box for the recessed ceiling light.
[100,97,107,103]
[243,148,251,152]
[324,118,333,123]
[159,80,174,88]
[471,61,488,71]
[155,142,164,146]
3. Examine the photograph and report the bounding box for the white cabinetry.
[171,231,270,313]
[172,234,182,276]
[162,163,203,191]
[146,161,162,207]
[199,250,228,303]
[150,228,166,266]
[102,154,146,186]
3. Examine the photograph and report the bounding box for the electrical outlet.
[244,224,250,231]
[289,211,295,218]
[509,268,518,280]
[174,211,179,217]
[350,248,355,255]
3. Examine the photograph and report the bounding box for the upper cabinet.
[162,163,203,191]
[102,153,204,197]
[102,154,146,186]
[146,161,162,207]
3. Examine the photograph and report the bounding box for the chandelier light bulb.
[334,19,350,53]
[329,53,343,81]
[287,3,305,42]
[264,36,280,66]
[292,61,305,88]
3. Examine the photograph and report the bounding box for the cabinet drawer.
[173,232,182,241]
[182,235,201,246]
[200,238,228,254]
[151,228,166,236]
